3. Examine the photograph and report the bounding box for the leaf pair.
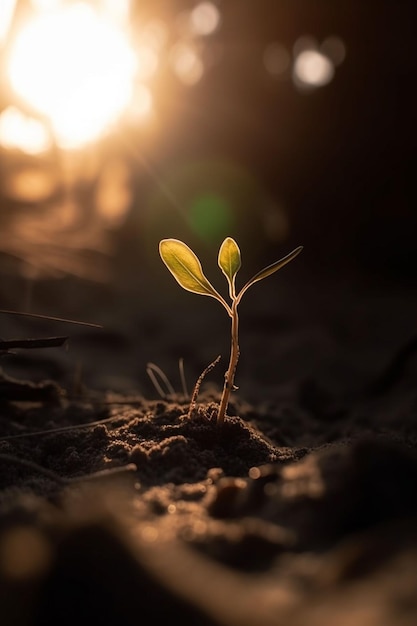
[159,237,303,312]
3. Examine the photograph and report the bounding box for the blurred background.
[0,0,416,399]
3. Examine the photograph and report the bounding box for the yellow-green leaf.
[218,237,241,298]
[236,245,303,304]
[159,239,223,302]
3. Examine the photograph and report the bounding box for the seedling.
[159,237,303,426]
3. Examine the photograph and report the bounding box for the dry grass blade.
[179,357,189,399]
[146,362,176,399]
[0,309,102,328]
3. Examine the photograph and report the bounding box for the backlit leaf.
[218,237,241,298]
[236,245,303,304]
[159,239,223,302]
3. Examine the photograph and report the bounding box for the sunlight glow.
[141,20,168,50]
[100,0,131,25]
[5,167,57,203]
[8,3,137,148]
[130,84,153,120]
[0,0,17,44]
[293,50,334,88]
[95,158,132,227]
[0,106,52,154]
[30,0,65,10]
[136,46,159,80]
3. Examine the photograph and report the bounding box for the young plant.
[159,237,303,426]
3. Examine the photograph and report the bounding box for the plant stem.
[217,301,240,426]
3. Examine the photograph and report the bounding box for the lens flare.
[8,3,137,148]
[189,193,234,239]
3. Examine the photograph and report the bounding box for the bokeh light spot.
[190,2,221,36]
[293,50,334,88]
[5,166,57,203]
[188,193,234,241]
[170,42,204,85]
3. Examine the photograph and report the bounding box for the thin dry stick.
[187,355,221,419]
[0,413,126,442]
[0,308,102,328]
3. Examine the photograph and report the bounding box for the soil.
[1,261,417,626]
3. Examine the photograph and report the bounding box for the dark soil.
[2,266,417,626]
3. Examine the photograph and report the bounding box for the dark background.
[125,0,417,279]
[1,0,417,398]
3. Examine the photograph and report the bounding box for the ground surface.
[1,264,417,626]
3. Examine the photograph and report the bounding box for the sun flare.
[7,3,137,148]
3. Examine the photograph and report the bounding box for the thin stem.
[188,355,221,419]
[217,300,240,427]
[214,294,233,317]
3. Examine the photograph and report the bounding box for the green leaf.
[236,245,303,304]
[218,237,241,298]
[159,239,224,303]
